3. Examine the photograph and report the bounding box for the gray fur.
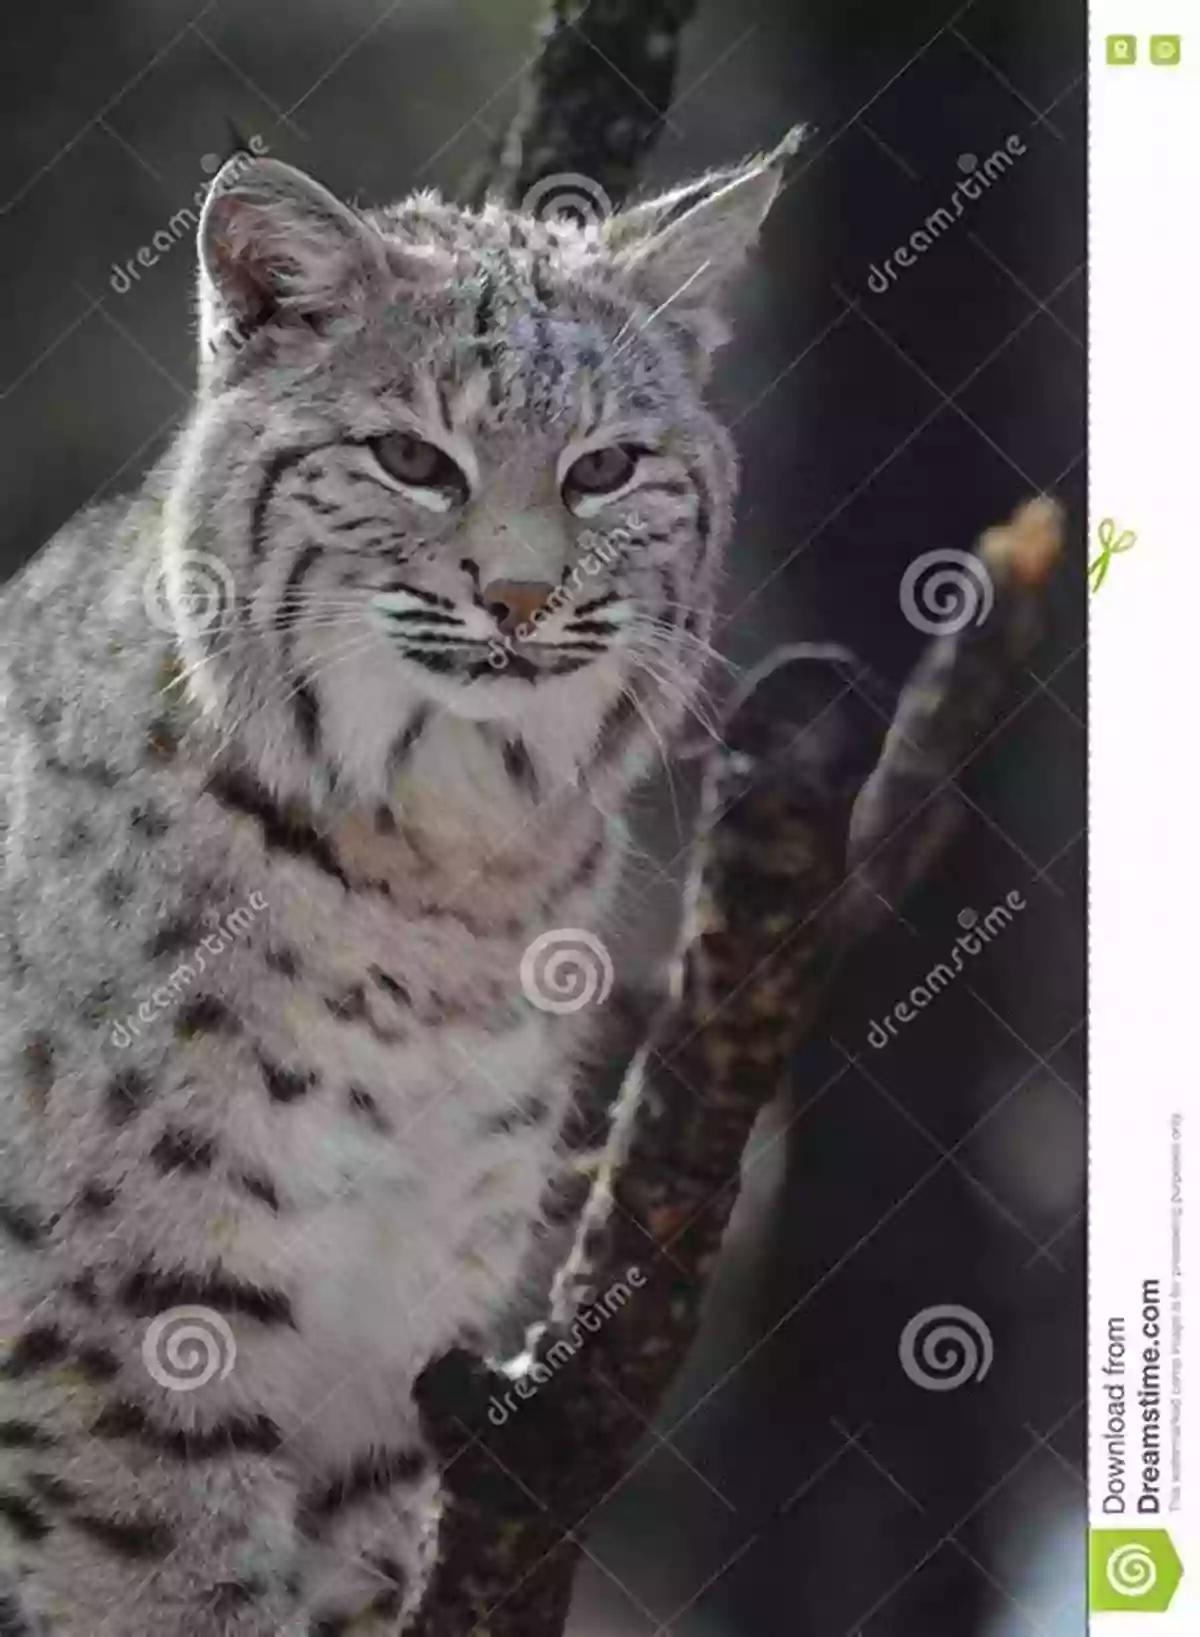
[0,147,784,1633]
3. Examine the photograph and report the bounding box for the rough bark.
[408,8,1068,1630]
[410,497,1064,1633]
[469,0,702,211]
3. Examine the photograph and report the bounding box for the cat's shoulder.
[0,484,179,833]
[0,486,170,714]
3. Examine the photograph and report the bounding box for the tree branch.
[469,0,701,210]
[415,9,1068,1628]
[842,496,1065,938]
[411,501,1065,1634]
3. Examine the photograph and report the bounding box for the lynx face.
[164,150,788,800]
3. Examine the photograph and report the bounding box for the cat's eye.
[562,444,641,500]
[370,432,468,499]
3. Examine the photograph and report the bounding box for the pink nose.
[481,579,556,636]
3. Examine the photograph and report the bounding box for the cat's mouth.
[369,588,622,686]
[405,643,599,684]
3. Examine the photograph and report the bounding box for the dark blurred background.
[0,1,1086,1632]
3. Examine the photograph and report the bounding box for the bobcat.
[0,140,788,1633]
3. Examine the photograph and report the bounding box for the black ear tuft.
[222,117,258,166]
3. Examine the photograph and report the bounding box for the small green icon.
[1090,1529,1183,1612]
[1089,518,1138,594]
[1151,35,1181,65]
[1106,34,1137,64]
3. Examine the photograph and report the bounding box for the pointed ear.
[197,157,391,365]
[602,127,804,355]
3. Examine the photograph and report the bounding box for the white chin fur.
[402,660,603,724]
[415,669,538,722]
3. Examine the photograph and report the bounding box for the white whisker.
[623,682,685,843]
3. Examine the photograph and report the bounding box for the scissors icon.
[1089,518,1137,593]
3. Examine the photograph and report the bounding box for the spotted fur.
[0,145,786,1632]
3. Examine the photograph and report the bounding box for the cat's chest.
[236,994,574,1459]
[244,782,608,1076]
[210,794,602,1378]
[249,845,583,1206]
[252,955,578,1437]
